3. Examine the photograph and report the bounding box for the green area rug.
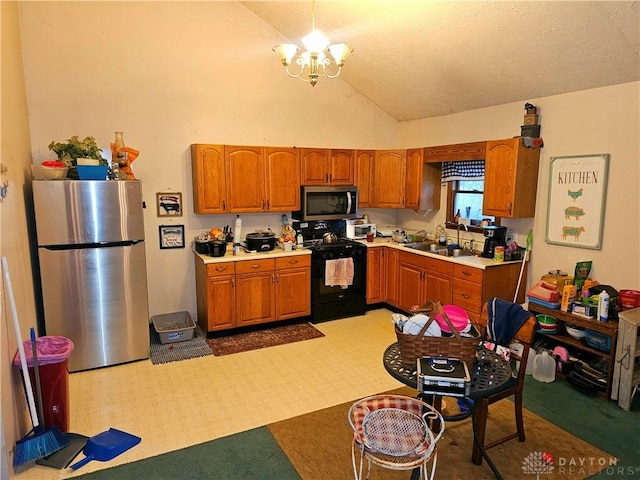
[74,428,299,480]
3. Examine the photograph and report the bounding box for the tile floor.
[15,309,403,480]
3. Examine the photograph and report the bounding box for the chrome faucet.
[457,220,468,246]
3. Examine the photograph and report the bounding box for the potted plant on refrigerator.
[48,136,106,178]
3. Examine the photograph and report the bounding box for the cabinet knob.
[252,264,260,269]
[462,293,470,299]
[463,270,472,276]
[289,260,299,264]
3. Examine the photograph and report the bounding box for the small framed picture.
[156,192,183,217]
[159,225,185,249]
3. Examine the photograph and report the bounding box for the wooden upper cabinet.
[328,149,355,185]
[264,147,300,212]
[483,138,540,218]
[355,150,374,208]
[424,141,487,163]
[300,148,329,185]
[225,145,266,212]
[191,144,226,213]
[405,148,424,210]
[301,148,354,185]
[373,150,406,208]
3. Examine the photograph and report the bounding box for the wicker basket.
[395,302,481,368]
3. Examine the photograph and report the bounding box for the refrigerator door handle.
[42,240,142,250]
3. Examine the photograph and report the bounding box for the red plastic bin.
[13,336,74,432]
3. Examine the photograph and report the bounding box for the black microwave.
[292,186,358,221]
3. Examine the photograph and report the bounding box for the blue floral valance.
[441,160,485,182]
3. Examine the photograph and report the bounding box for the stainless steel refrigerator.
[32,180,149,372]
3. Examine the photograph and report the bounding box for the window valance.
[441,160,485,182]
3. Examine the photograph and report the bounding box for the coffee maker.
[482,225,507,258]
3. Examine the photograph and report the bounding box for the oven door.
[311,249,366,305]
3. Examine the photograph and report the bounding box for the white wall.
[398,82,640,292]
[18,1,399,320]
[1,1,38,472]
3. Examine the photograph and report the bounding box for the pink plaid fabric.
[351,396,430,456]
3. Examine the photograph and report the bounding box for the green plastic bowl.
[536,314,557,326]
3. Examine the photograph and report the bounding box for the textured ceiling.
[241,1,640,121]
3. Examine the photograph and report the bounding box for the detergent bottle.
[532,350,556,383]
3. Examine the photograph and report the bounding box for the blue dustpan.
[69,428,141,470]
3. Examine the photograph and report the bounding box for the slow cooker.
[208,240,227,257]
[245,231,277,252]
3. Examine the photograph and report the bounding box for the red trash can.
[14,336,74,432]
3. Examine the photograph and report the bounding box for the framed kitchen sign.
[159,224,185,249]
[156,191,183,217]
[545,153,609,249]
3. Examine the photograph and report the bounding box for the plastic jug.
[532,350,556,383]
[525,349,537,375]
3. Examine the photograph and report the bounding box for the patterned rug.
[149,324,213,365]
[207,322,325,356]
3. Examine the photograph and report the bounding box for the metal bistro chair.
[348,394,444,480]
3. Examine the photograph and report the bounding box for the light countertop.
[357,238,521,270]
[194,246,311,264]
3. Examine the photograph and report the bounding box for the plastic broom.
[513,230,533,302]
[2,257,68,468]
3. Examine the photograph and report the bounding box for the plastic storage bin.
[152,311,195,344]
[585,329,612,352]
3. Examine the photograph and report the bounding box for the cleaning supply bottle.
[532,350,556,383]
[598,290,609,322]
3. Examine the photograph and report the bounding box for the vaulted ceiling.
[241,1,640,121]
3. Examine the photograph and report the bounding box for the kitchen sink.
[402,242,474,257]
[402,242,436,252]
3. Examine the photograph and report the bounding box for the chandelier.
[272,0,353,87]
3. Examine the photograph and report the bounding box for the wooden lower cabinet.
[384,248,399,307]
[398,251,453,312]
[366,247,385,304]
[195,254,311,333]
[275,256,312,319]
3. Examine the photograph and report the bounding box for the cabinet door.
[373,150,406,208]
[405,148,424,210]
[355,150,374,208]
[384,248,399,306]
[191,144,226,213]
[483,138,540,218]
[265,147,300,212]
[425,272,452,306]
[301,148,329,185]
[276,267,311,319]
[366,247,384,304]
[328,149,355,185]
[236,272,275,326]
[206,275,235,331]
[398,262,425,313]
[225,145,266,212]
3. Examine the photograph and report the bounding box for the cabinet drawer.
[275,255,311,269]
[424,257,453,276]
[235,258,275,274]
[453,278,483,314]
[454,264,483,284]
[206,262,235,277]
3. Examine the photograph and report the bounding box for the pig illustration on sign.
[567,188,583,201]
[561,226,585,241]
[564,206,585,220]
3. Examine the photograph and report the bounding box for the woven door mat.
[149,324,212,365]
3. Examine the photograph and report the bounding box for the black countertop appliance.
[482,225,507,258]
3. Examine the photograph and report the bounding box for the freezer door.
[33,180,145,246]
[38,241,150,372]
